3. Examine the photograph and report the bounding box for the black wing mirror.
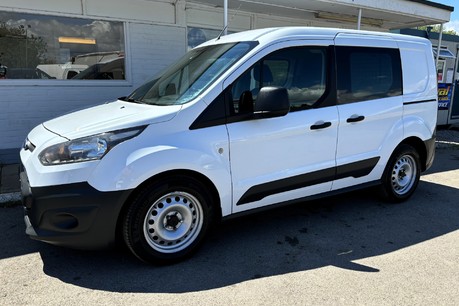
[254,86,289,118]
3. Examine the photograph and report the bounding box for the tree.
[417,25,457,36]
[0,21,47,69]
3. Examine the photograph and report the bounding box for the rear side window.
[336,46,402,104]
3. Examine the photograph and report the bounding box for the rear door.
[333,34,404,190]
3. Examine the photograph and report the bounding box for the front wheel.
[123,176,213,264]
[380,144,421,202]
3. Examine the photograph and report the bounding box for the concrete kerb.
[0,162,21,205]
[0,192,21,206]
[436,126,459,150]
[436,141,459,150]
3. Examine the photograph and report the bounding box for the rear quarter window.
[398,43,430,94]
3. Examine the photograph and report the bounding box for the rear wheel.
[380,144,421,202]
[123,176,213,264]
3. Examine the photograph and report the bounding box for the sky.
[435,0,459,32]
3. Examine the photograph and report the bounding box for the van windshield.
[129,42,256,105]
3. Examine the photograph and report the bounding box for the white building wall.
[84,0,176,23]
[185,3,333,33]
[129,23,186,88]
[0,1,187,163]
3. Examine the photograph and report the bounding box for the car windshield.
[129,42,256,105]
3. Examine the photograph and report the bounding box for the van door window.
[336,46,402,104]
[230,46,328,116]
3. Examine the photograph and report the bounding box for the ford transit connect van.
[20,27,437,264]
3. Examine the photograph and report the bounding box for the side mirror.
[254,86,289,118]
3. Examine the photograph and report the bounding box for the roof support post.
[449,44,459,123]
[357,8,362,30]
[435,23,444,77]
[224,0,228,36]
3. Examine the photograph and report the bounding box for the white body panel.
[333,97,404,190]
[333,34,403,190]
[21,27,437,221]
[43,101,181,139]
[228,106,339,213]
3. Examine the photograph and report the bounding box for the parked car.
[72,51,124,66]
[37,64,88,79]
[21,27,437,264]
[6,67,55,79]
[72,57,124,80]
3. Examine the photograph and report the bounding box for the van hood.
[43,100,181,140]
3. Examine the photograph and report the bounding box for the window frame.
[0,12,130,87]
[192,42,408,130]
[335,46,403,105]
[226,45,333,120]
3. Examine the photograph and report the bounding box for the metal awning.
[189,0,453,30]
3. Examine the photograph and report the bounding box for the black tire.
[123,175,214,264]
[380,144,421,203]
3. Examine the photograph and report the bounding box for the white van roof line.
[199,26,428,48]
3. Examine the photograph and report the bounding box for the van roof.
[200,27,429,47]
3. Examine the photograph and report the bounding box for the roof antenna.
[216,25,229,41]
[216,3,242,41]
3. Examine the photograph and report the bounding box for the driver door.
[226,43,339,213]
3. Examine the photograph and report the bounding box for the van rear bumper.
[21,171,133,249]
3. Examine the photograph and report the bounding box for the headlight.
[39,126,146,165]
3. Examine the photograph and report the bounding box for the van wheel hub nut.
[164,211,183,231]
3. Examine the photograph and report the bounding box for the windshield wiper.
[118,96,143,103]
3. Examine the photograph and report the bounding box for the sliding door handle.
[346,115,365,123]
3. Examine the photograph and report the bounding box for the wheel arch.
[115,169,222,244]
[399,136,428,171]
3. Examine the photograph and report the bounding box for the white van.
[20,27,437,264]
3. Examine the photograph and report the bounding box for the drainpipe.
[357,8,362,30]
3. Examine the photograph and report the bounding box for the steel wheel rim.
[143,191,203,253]
[391,154,417,195]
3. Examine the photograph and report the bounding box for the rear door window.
[336,46,402,104]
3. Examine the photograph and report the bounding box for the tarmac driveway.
[1,148,458,305]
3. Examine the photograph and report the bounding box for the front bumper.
[21,170,133,249]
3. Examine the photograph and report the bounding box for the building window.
[0,11,125,80]
[187,27,222,50]
[187,27,237,50]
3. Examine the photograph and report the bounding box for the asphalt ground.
[0,144,458,305]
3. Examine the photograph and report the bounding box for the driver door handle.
[310,121,332,130]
